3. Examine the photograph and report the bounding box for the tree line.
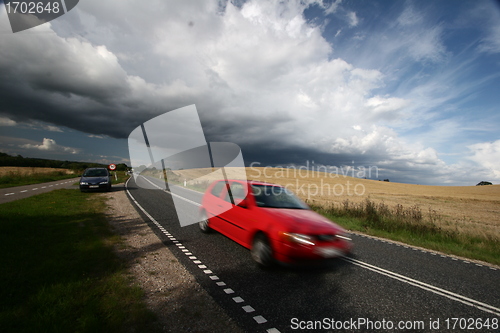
[0,152,129,171]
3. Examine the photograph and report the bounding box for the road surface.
[0,178,80,204]
[126,175,499,333]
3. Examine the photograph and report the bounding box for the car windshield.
[251,185,308,209]
[83,169,108,177]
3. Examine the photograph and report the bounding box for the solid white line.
[343,257,500,316]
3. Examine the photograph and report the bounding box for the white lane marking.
[20,190,28,193]
[243,305,255,313]
[5,193,15,196]
[32,188,38,191]
[253,316,267,324]
[353,234,495,270]
[343,256,500,316]
[125,177,279,332]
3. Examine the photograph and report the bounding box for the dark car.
[199,180,352,267]
[79,168,112,192]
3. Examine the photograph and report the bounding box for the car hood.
[263,208,345,234]
[81,176,108,183]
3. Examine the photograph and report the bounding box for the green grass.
[110,172,130,185]
[0,171,79,189]
[309,199,500,266]
[0,189,159,333]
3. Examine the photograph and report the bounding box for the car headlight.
[280,232,315,246]
[80,182,88,185]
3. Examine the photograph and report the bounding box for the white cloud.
[468,140,500,180]
[0,0,497,185]
[0,117,17,126]
[347,11,358,27]
[21,138,79,154]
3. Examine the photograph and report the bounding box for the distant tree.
[116,163,129,171]
[476,181,493,186]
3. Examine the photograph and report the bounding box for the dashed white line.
[20,190,28,193]
[5,193,14,196]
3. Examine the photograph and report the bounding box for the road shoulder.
[102,189,243,332]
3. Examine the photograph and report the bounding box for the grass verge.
[0,189,159,333]
[0,171,78,189]
[111,172,131,185]
[309,199,500,266]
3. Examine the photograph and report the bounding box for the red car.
[199,180,352,267]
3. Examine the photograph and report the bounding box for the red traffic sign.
[108,164,117,171]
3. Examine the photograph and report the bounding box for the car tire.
[251,233,274,268]
[199,211,211,233]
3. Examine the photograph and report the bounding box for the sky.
[0,0,499,185]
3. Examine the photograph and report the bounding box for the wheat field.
[0,167,76,176]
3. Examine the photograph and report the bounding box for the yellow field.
[174,167,500,241]
[0,167,76,176]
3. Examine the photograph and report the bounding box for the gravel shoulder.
[101,188,243,332]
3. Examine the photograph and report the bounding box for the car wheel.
[199,211,211,233]
[251,233,274,267]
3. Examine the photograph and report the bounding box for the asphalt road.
[0,178,80,204]
[126,175,499,333]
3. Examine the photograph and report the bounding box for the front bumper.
[273,237,353,264]
[80,183,110,191]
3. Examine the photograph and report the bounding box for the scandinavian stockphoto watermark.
[249,161,379,200]
[127,104,248,227]
[3,0,79,33]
